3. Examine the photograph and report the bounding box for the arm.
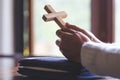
[56,23,120,78]
[81,42,120,78]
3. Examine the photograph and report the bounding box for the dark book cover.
[18,57,104,80]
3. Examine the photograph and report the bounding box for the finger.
[56,29,73,38]
[59,28,91,43]
[61,28,77,34]
[65,22,84,32]
[74,32,91,43]
[81,30,102,42]
[65,23,94,39]
[56,39,61,46]
[66,23,102,42]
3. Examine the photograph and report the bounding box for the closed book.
[18,57,103,80]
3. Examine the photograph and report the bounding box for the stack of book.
[18,57,103,80]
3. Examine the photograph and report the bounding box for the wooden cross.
[42,4,67,28]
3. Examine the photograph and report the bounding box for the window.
[24,0,120,57]
[0,0,14,55]
[14,0,24,54]
[115,0,120,44]
[30,0,91,56]
[91,0,114,42]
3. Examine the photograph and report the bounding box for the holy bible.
[18,57,103,80]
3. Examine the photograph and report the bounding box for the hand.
[56,27,90,63]
[65,23,102,43]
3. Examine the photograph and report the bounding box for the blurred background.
[0,0,120,57]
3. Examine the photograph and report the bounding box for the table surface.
[0,56,117,80]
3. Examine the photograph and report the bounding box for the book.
[18,56,104,80]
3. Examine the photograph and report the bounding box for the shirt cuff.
[81,42,98,73]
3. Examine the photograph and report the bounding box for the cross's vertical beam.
[42,4,67,28]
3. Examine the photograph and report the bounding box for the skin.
[56,23,102,63]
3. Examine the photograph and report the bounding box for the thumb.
[56,39,61,47]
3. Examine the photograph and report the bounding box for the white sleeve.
[81,42,120,78]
